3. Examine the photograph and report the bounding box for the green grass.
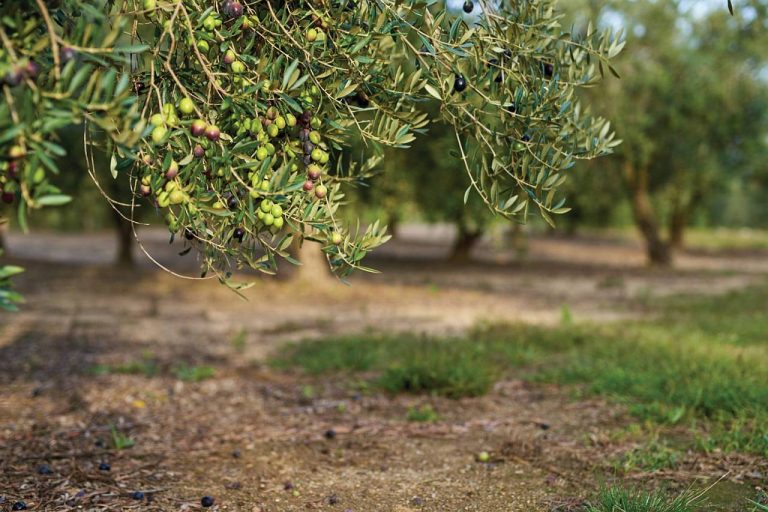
[272,284,768,455]
[90,359,216,382]
[613,440,681,473]
[173,364,215,382]
[406,404,439,422]
[110,426,135,450]
[749,491,768,511]
[586,486,706,512]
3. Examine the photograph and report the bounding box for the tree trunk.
[668,201,688,251]
[669,188,701,252]
[449,224,482,263]
[112,210,134,266]
[0,224,6,253]
[289,236,334,285]
[387,214,400,240]
[624,164,672,266]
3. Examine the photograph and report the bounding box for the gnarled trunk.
[668,202,688,251]
[112,210,134,266]
[449,224,482,263]
[624,164,672,266]
[289,236,334,285]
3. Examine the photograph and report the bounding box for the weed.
[110,426,135,450]
[406,404,439,422]
[586,486,706,512]
[173,364,215,382]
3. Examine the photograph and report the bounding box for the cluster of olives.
[131,0,349,257]
[0,146,25,204]
[2,58,39,88]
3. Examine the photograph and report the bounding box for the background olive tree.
[562,0,768,265]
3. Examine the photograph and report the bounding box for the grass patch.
[90,359,216,383]
[406,404,439,422]
[173,364,215,382]
[586,486,706,512]
[613,440,681,473]
[272,285,768,455]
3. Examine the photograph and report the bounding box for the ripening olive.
[307,28,318,42]
[205,125,221,141]
[166,160,179,179]
[191,119,207,136]
[307,164,321,181]
[314,184,328,199]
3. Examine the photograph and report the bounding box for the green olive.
[178,97,195,115]
[169,189,186,204]
[151,125,168,144]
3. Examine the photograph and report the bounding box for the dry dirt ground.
[1,228,766,511]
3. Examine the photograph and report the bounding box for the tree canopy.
[0,0,623,309]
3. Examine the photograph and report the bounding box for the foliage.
[0,251,24,311]
[586,486,706,512]
[0,0,620,297]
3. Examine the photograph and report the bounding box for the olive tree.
[563,0,766,265]
[0,0,623,309]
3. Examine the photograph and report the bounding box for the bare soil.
[1,228,766,511]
